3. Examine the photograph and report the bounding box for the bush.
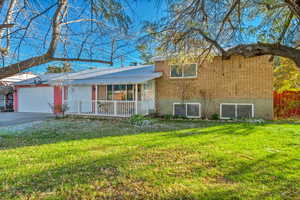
[146,112,160,118]
[129,115,152,127]
[245,118,265,124]
[162,114,174,120]
[211,113,219,120]
[48,103,69,118]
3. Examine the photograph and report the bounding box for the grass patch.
[0,119,300,199]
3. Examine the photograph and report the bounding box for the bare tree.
[176,80,195,103]
[146,0,300,67]
[0,0,134,78]
[199,89,213,120]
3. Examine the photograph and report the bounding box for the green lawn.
[0,119,300,200]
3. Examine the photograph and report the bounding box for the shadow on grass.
[0,120,150,150]
[0,119,247,151]
[224,153,300,199]
[163,123,267,138]
[1,143,299,199]
[1,151,131,199]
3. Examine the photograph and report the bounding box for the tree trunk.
[0,0,112,79]
[0,0,17,55]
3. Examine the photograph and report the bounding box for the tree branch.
[191,27,226,54]
[0,54,52,79]
[277,12,294,44]
[60,18,97,25]
[224,43,300,67]
[0,24,14,29]
[51,57,112,64]
[284,0,300,20]
[46,0,68,56]
[0,54,112,79]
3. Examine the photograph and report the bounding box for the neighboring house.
[0,73,37,112]
[14,55,273,119]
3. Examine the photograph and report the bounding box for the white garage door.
[18,87,54,113]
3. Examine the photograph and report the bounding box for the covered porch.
[64,81,156,117]
[52,65,161,117]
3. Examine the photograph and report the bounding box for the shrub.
[129,114,152,127]
[146,112,160,118]
[48,103,69,118]
[162,114,174,120]
[211,113,219,120]
[245,118,265,124]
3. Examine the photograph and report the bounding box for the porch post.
[141,84,144,101]
[95,85,98,115]
[3,94,6,111]
[135,84,138,115]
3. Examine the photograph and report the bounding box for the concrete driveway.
[0,112,54,127]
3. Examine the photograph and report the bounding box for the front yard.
[0,119,300,199]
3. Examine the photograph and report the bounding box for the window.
[221,104,235,119]
[107,84,134,101]
[220,103,254,119]
[174,104,186,117]
[173,103,201,118]
[127,85,134,101]
[170,64,197,78]
[171,65,183,77]
[184,64,197,77]
[107,85,113,100]
[237,105,253,118]
[113,85,126,100]
[187,104,200,117]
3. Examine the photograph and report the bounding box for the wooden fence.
[274,91,300,118]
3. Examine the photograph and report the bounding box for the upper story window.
[170,64,197,78]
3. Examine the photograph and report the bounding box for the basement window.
[173,103,201,118]
[170,64,197,78]
[220,103,254,119]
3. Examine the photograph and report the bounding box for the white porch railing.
[65,100,154,117]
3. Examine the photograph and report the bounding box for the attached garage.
[18,86,54,113]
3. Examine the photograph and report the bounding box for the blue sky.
[5,0,298,75]
[25,1,167,74]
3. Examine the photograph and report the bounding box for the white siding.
[67,86,92,113]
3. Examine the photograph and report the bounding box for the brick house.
[153,55,273,119]
[14,55,273,119]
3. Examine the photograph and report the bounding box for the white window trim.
[173,102,201,118]
[220,103,254,119]
[169,63,198,79]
